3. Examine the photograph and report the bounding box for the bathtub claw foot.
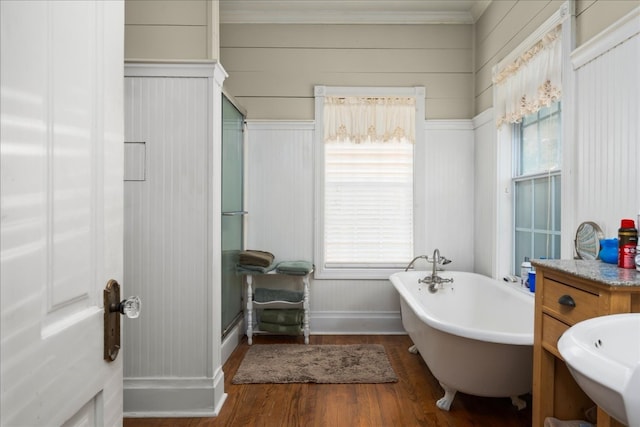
[510,395,527,411]
[436,383,457,411]
[408,345,419,354]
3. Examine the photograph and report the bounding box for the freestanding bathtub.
[389,270,534,411]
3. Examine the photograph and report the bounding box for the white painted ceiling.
[220,0,492,25]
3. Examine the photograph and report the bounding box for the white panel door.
[1,1,124,426]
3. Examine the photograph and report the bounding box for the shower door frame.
[221,93,247,338]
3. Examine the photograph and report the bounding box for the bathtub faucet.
[418,249,453,293]
[404,250,452,272]
[404,255,429,271]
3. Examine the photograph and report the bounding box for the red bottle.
[618,219,638,269]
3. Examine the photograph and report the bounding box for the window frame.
[492,2,572,280]
[313,86,425,280]
[511,104,562,275]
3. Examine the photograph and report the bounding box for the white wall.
[472,109,498,277]
[570,11,639,237]
[245,120,474,334]
[422,120,476,271]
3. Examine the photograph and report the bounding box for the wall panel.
[226,72,472,98]
[573,31,639,236]
[123,63,227,417]
[125,0,208,25]
[245,121,314,262]
[472,109,497,277]
[222,23,471,49]
[124,76,210,377]
[124,0,216,60]
[575,0,639,45]
[221,23,473,120]
[125,26,208,60]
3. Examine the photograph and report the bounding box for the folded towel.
[236,262,277,275]
[260,309,304,325]
[259,322,302,335]
[254,287,303,303]
[276,260,314,276]
[238,250,275,268]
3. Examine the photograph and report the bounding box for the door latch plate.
[103,279,121,362]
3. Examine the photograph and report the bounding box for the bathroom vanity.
[532,260,640,427]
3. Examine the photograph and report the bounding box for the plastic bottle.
[618,219,637,269]
[636,214,640,272]
[520,257,531,287]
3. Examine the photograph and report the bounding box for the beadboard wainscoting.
[471,109,498,278]
[245,119,474,334]
[571,9,640,237]
[123,62,227,417]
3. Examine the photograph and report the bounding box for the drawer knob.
[558,294,576,308]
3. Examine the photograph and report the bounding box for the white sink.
[558,313,640,426]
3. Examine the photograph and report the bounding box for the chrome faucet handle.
[418,276,434,285]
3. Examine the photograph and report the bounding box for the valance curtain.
[323,96,416,143]
[494,25,562,128]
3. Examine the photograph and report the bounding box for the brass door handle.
[104,280,141,362]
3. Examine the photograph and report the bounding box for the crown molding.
[220,1,491,25]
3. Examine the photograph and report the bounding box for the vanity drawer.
[541,313,569,357]
[542,278,599,325]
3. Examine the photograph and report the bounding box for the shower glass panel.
[221,95,245,338]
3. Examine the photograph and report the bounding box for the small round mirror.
[574,221,604,260]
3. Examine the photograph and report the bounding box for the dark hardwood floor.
[124,335,532,427]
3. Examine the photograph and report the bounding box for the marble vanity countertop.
[532,259,640,287]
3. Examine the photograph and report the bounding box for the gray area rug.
[232,344,398,384]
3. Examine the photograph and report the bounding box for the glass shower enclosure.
[221,95,245,338]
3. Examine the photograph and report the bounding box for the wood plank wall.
[125,0,218,60]
[220,24,473,120]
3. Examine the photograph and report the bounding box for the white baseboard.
[221,319,245,365]
[310,311,405,335]
[124,370,226,418]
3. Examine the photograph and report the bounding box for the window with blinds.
[314,86,423,279]
[324,141,414,268]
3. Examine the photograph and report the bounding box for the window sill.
[314,266,406,281]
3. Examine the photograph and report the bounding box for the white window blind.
[314,86,424,279]
[324,141,414,267]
